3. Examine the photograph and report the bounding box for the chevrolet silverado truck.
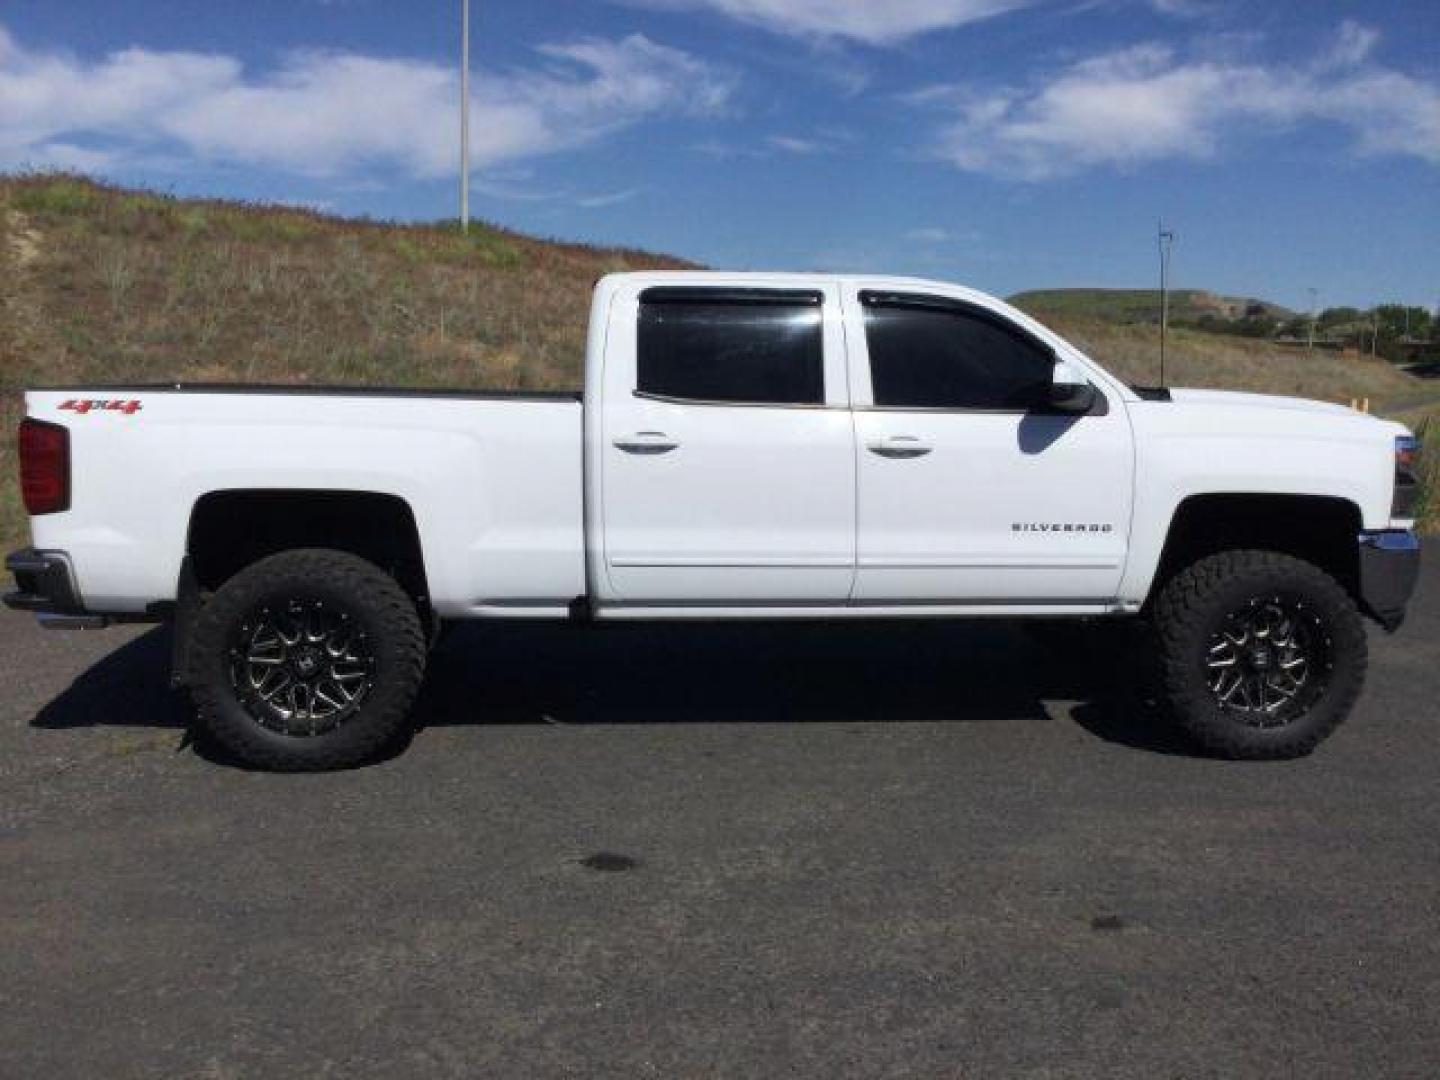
[6,273,1423,770]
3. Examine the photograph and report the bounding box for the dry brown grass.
[1417,417,1439,532]
[0,174,689,397]
[1394,407,1440,534]
[1035,314,1421,407]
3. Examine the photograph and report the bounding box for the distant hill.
[1010,288,1296,327]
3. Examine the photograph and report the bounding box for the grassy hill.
[1011,287,1295,326]
[1,175,1434,546]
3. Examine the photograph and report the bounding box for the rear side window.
[862,293,1054,410]
[637,289,824,405]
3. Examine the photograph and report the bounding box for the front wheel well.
[186,490,430,618]
[1149,493,1363,606]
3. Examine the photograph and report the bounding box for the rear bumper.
[4,548,85,615]
[1358,530,1421,631]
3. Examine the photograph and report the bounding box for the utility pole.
[1306,287,1318,358]
[1158,221,1175,387]
[459,0,471,234]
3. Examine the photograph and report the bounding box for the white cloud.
[912,24,1440,179]
[695,133,838,158]
[1320,19,1380,70]
[576,187,643,208]
[0,24,734,179]
[768,134,824,153]
[618,0,1034,45]
[1147,0,1212,17]
[905,226,952,242]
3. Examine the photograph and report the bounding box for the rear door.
[598,283,855,604]
[847,287,1134,603]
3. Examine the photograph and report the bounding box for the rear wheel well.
[187,490,430,618]
[1150,494,1362,605]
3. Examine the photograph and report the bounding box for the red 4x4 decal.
[59,399,143,415]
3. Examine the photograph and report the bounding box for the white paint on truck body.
[21,272,1411,619]
[26,390,585,617]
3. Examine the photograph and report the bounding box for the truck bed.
[22,384,587,617]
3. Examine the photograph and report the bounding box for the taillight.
[18,418,70,515]
[1393,434,1420,519]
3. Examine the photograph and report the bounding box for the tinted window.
[638,292,824,405]
[863,296,1054,409]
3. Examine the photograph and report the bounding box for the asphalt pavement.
[2,561,1438,1078]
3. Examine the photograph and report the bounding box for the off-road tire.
[187,549,426,771]
[1151,549,1366,759]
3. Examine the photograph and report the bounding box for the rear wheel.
[187,549,426,771]
[1151,549,1366,759]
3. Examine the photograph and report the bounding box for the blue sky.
[2,0,1437,308]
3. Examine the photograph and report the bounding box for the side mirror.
[1047,381,1097,414]
[1045,357,1096,414]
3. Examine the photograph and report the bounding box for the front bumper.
[1358,530,1421,631]
[4,548,85,615]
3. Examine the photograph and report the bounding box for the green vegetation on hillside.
[1278,304,1438,365]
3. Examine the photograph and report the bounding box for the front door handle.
[614,431,679,455]
[867,435,932,459]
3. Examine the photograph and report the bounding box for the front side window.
[863,293,1055,410]
[637,289,824,405]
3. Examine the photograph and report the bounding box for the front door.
[598,283,855,604]
[847,288,1134,603]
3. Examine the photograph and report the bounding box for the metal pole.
[1158,222,1174,387]
[1306,288,1318,358]
[460,0,470,233]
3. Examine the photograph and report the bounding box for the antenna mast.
[1158,221,1176,387]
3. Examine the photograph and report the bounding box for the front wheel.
[1151,549,1367,759]
[187,549,427,771]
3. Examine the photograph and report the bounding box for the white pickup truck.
[7,272,1422,769]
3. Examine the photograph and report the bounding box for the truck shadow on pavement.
[31,619,1195,758]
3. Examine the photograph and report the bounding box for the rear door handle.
[867,435,932,459]
[613,430,679,454]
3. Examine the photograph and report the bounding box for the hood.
[1164,388,1357,417]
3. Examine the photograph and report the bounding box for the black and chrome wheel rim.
[1205,595,1331,727]
[229,598,376,736]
